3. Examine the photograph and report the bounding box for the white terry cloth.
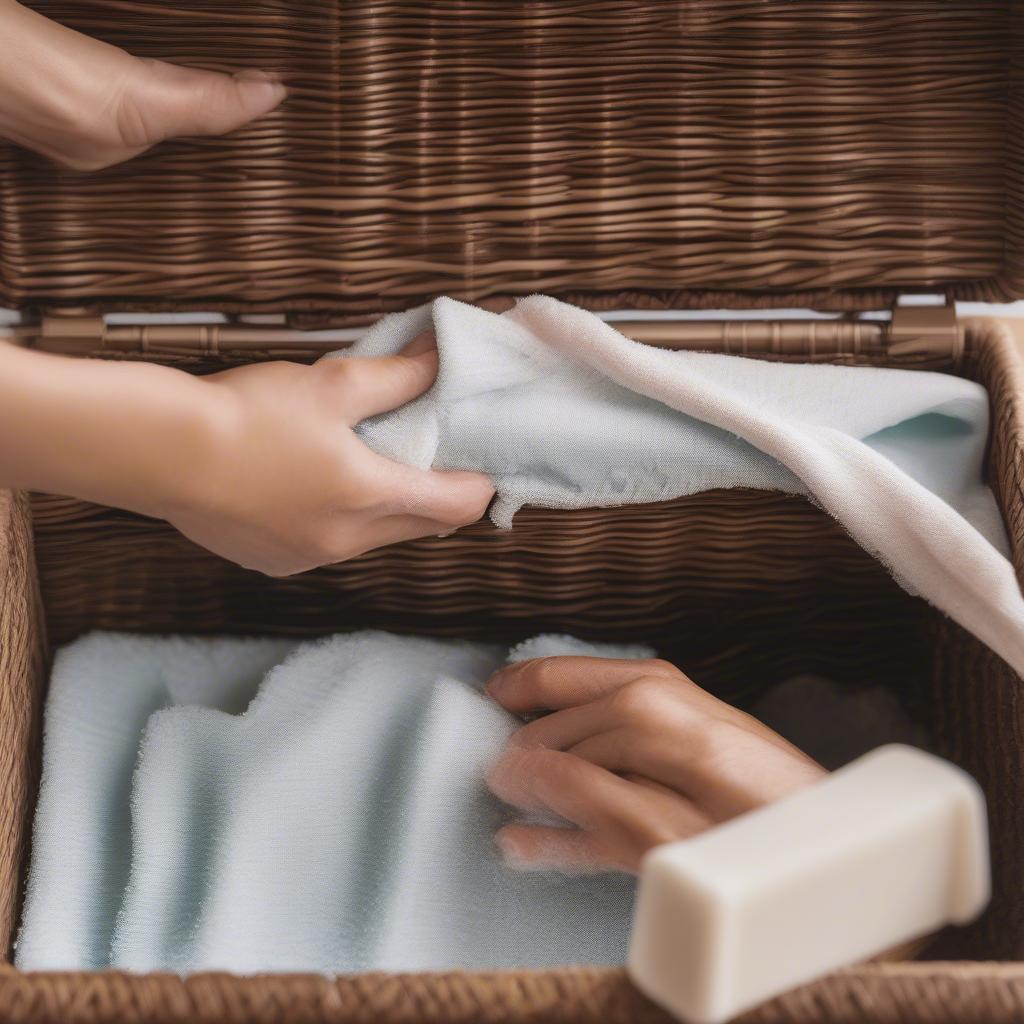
[16,631,644,974]
[337,296,1024,676]
[16,634,296,971]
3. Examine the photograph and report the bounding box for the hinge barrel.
[25,302,962,365]
[29,312,889,359]
[887,300,963,361]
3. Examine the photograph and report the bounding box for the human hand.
[166,337,494,575]
[486,656,826,873]
[0,337,493,575]
[0,0,285,170]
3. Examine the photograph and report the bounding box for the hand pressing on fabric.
[0,335,494,576]
[486,656,826,873]
[0,0,285,169]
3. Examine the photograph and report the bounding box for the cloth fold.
[16,633,925,975]
[16,632,644,974]
[337,296,1024,675]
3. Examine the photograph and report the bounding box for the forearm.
[0,342,214,517]
[0,336,492,576]
[0,0,96,159]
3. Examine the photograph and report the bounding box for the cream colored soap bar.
[627,745,989,1024]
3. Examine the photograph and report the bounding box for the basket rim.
[3,962,1024,1024]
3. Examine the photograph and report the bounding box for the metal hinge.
[31,309,339,358]
[29,297,964,364]
[35,309,105,354]
[887,297,963,361]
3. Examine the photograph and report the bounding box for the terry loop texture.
[5,320,1024,1020]
[0,0,1021,321]
[338,296,1024,677]
[16,632,646,974]
[0,0,1021,1016]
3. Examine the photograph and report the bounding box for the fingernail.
[495,830,521,862]
[486,661,524,698]
[402,331,437,357]
[485,669,510,698]
[234,69,280,83]
[234,69,287,104]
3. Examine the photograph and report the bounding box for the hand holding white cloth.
[338,296,1024,675]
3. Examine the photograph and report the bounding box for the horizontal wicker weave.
[0,0,1021,322]
[0,319,1020,1024]
[3,2,1024,1022]
[1,963,1024,1024]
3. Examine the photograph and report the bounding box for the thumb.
[324,335,440,424]
[342,350,439,423]
[381,461,496,529]
[129,61,286,143]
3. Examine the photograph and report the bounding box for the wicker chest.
[1,2,1024,1021]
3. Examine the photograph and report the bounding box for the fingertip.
[404,469,493,529]
[484,759,509,802]
[495,825,537,869]
[436,467,492,488]
[436,470,496,523]
[233,69,288,113]
[483,670,505,700]
[154,63,288,141]
[485,663,523,707]
[335,351,438,422]
[485,746,530,804]
[401,330,437,357]
[403,347,441,382]
[496,824,604,873]
[486,661,559,716]
[485,657,556,715]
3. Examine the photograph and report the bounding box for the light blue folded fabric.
[16,631,646,974]
[334,297,1024,675]
[344,299,1007,552]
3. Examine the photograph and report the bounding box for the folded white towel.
[16,631,645,974]
[17,633,925,975]
[339,296,1024,674]
[16,634,295,971]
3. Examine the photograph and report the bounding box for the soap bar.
[627,745,989,1024]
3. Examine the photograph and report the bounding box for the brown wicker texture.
[977,318,1024,583]
[2,2,1024,1019]
[28,491,932,710]
[2,963,1024,1024]
[0,319,1019,1023]
[0,0,1021,323]
[0,493,44,961]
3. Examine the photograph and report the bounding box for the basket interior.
[0,320,1014,969]
[0,0,1021,322]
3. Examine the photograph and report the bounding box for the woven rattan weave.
[0,319,1021,1024]
[2,2,1024,1022]
[0,0,1021,322]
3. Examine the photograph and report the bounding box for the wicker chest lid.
[0,0,1021,325]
